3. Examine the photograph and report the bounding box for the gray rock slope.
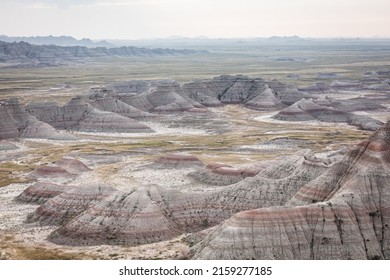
[106,75,310,112]
[24,151,330,246]
[273,98,383,131]
[25,96,154,133]
[192,122,390,259]
[0,98,75,140]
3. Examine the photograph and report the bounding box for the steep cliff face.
[191,122,390,259]
[0,98,73,140]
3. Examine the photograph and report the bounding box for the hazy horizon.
[3,34,390,42]
[1,0,389,40]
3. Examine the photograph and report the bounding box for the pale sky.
[1,0,389,39]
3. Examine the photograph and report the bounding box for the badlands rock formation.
[0,98,74,140]
[28,157,90,180]
[24,151,330,246]
[15,181,72,204]
[189,163,258,186]
[109,80,202,113]
[152,153,205,168]
[88,87,155,119]
[2,75,385,139]
[273,98,383,131]
[104,75,310,113]
[191,121,390,259]
[181,75,309,110]
[26,96,154,133]
[101,75,388,131]
[27,184,115,226]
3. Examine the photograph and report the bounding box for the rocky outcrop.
[181,75,308,110]
[273,98,383,131]
[191,121,390,259]
[28,165,73,180]
[0,98,74,140]
[88,87,155,119]
[54,157,91,175]
[27,184,115,225]
[104,75,309,113]
[19,75,384,126]
[48,185,208,245]
[29,157,90,180]
[189,163,258,186]
[153,153,204,168]
[15,181,71,204]
[244,85,283,110]
[25,96,154,133]
[110,80,200,113]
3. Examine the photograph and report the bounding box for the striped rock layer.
[273,98,383,131]
[25,96,153,133]
[192,121,390,259]
[189,163,259,186]
[152,153,205,169]
[107,75,309,113]
[27,184,116,226]
[36,152,329,246]
[29,157,90,179]
[0,98,74,140]
[15,181,72,204]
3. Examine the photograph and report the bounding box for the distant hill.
[0,35,114,48]
[0,40,206,66]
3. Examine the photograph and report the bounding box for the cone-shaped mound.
[29,157,90,179]
[26,184,116,226]
[15,181,72,204]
